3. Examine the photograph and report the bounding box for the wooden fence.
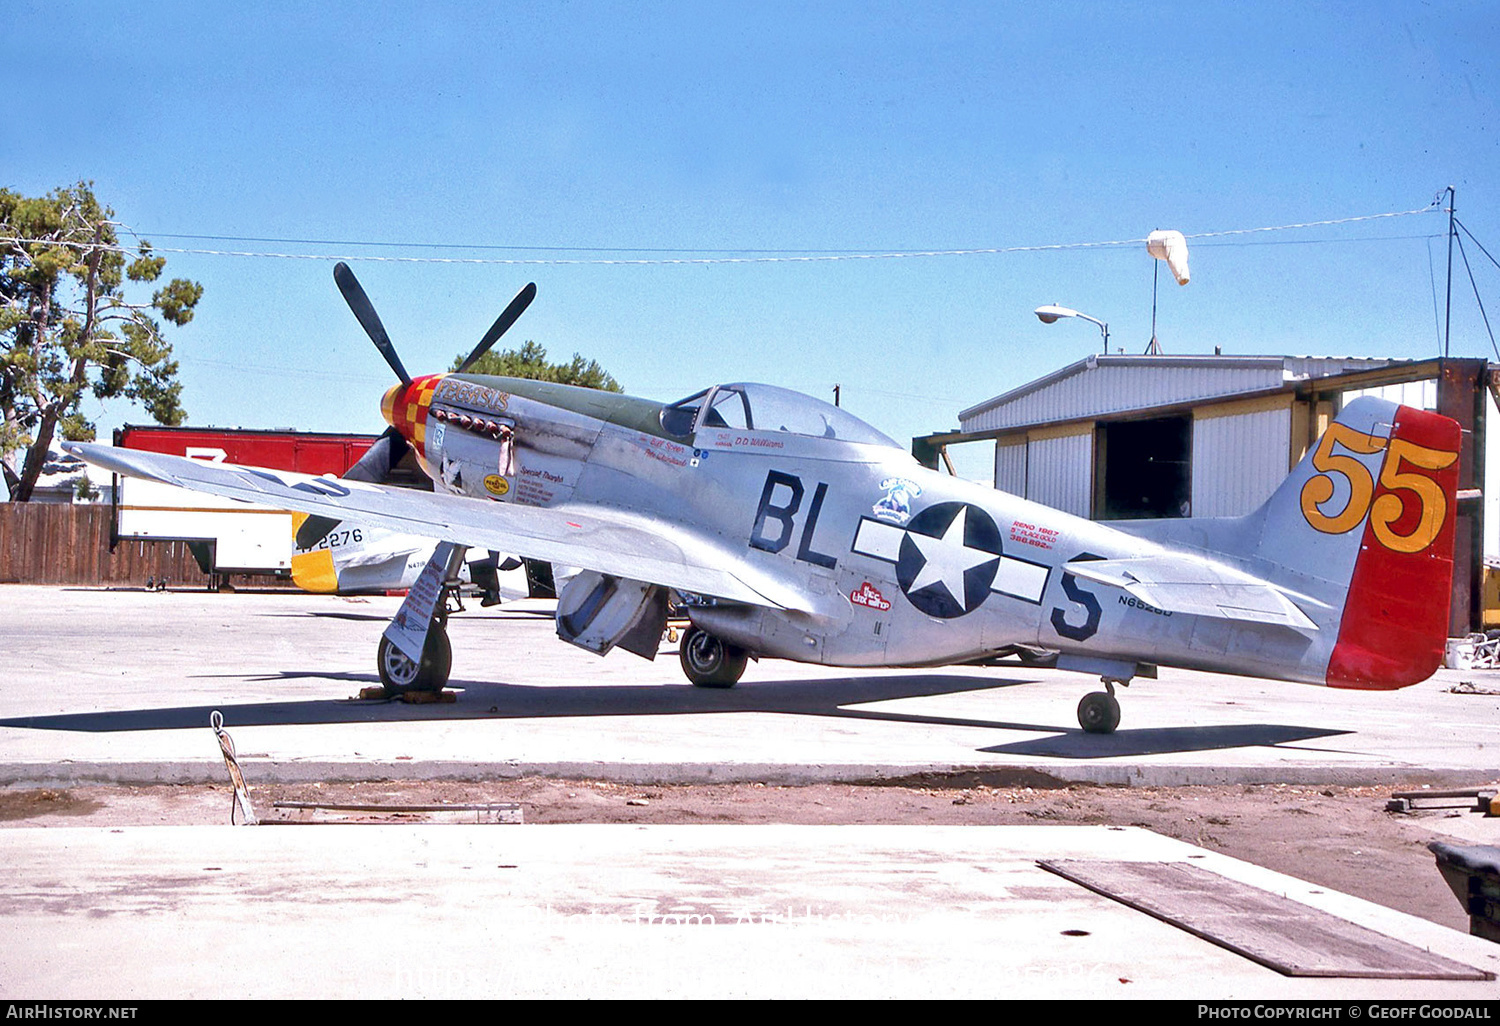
[0,503,209,586]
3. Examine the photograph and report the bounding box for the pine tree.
[1,182,202,500]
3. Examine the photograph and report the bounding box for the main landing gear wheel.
[1077,690,1121,734]
[679,626,747,688]
[377,628,452,695]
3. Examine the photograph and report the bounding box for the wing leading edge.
[68,443,824,617]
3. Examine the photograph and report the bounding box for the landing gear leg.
[1077,679,1123,734]
[377,542,467,695]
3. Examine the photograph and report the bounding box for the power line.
[1194,232,1443,248]
[1454,231,1499,362]
[1456,218,1500,272]
[1428,235,1445,355]
[1,205,1444,266]
[126,232,880,256]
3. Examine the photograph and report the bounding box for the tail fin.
[1254,397,1461,689]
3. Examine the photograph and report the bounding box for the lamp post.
[1034,305,1109,355]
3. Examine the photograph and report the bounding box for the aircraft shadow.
[0,673,1053,735]
[979,724,1351,759]
[0,672,1349,758]
[279,611,393,623]
[266,609,555,623]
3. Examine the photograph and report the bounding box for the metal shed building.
[915,355,1497,636]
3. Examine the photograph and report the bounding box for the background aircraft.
[288,512,534,602]
[71,265,1462,733]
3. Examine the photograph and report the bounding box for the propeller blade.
[456,282,538,373]
[334,262,413,387]
[295,514,343,552]
[296,426,412,549]
[340,426,410,484]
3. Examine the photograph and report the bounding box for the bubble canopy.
[659,383,900,448]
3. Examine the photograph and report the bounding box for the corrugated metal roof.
[958,355,1406,434]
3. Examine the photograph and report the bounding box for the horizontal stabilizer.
[1062,554,1319,631]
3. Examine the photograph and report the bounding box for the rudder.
[1249,397,1461,689]
[1322,402,1461,688]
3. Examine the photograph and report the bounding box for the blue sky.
[4,1,1498,472]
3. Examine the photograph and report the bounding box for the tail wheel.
[377,628,452,695]
[1077,691,1121,734]
[679,626,747,688]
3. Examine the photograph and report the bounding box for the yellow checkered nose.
[379,383,404,429]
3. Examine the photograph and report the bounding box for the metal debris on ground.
[210,710,258,826]
[1447,632,1500,670]
[265,802,522,825]
[1386,788,1498,815]
[211,713,519,825]
[1448,681,1500,696]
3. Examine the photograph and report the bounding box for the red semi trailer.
[112,425,381,581]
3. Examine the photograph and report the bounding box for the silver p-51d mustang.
[70,265,1462,733]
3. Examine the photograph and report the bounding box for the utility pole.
[1445,185,1456,358]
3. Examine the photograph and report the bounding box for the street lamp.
[1034,305,1109,355]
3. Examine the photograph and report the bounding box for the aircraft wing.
[1061,553,1320,630]
[68,443,823,616]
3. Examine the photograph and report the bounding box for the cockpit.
[659,382,901,448]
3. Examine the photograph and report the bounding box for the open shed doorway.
[1093,415,1192,520]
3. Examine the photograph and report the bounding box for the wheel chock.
[399,689,455,704]
[356,685,456,703]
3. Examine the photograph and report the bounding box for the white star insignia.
[906,506,1000,610]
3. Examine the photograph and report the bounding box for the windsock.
[1147,229,1190,285]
